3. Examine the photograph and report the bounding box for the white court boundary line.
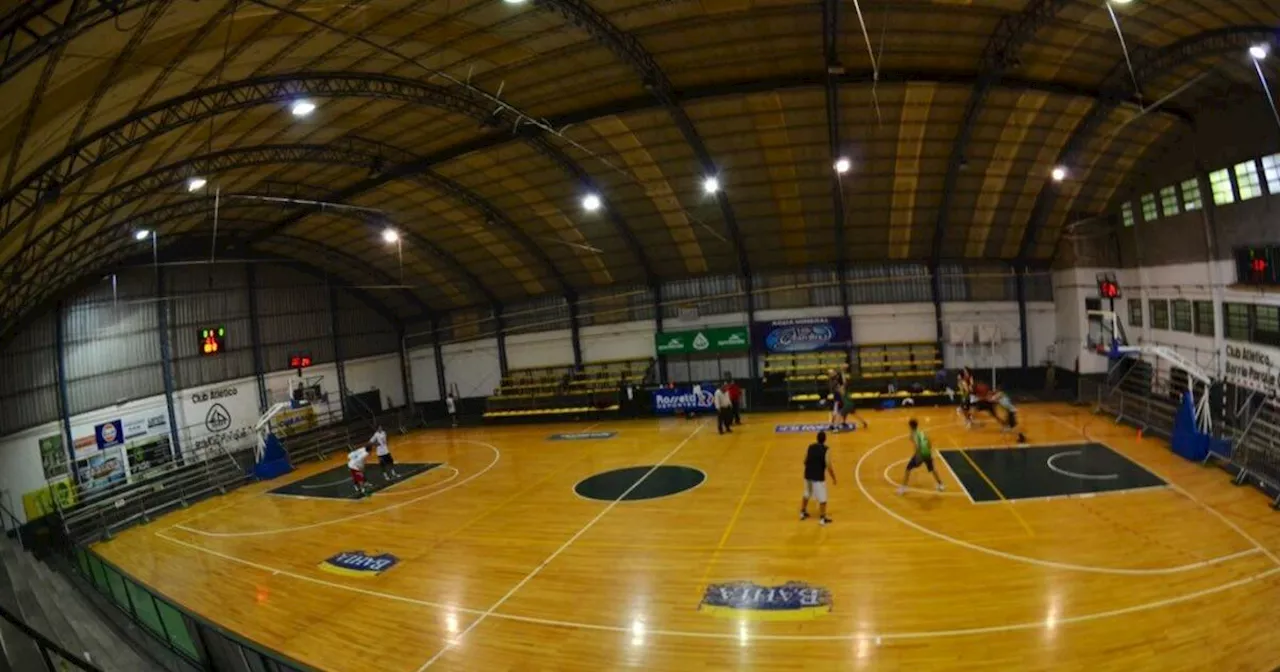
[373,467,459,497]
[416,421,708,670]
[856,422,1263,575]
[883,458,965,498]
[153,528,1280,644]
[1048,413,1280,568]
[176,441,501,538]
[1046,450,1119,480]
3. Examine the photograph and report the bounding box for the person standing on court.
[726,377,743,425]
[714,384,734,434]
[899,419,945,494]
[800,431,836,525]
[445,392,457,427]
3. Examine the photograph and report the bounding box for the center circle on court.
[574,466,705,501]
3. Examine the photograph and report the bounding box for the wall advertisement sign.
[655,327,750,355]
[752,318,852,353]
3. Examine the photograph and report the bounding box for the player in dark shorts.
[838,374,868,430]
[826,369,845,431]
[984,388,1027,443]
[800,431,836,525]
[899,419,944,494]
[956,367,975,428]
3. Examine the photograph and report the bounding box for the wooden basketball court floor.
[96,403,1280,671]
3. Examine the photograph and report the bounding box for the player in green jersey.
[899,419,944,494]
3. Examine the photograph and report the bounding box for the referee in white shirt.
[714,385,734,435]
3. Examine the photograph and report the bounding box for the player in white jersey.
[368,426,399,481]
[347,446,374,497]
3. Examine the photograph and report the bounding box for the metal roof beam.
[0,0,152,88]
[822,0,845,281]
[532,0,749,277]
[932,0,1075,263]
[1018,25,1276,262]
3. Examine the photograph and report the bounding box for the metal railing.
[62,546,317,672]
[0,602,105,671]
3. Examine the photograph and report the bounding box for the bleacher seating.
[762,351,850,403]
[856,342,941,379]
[762,343,948,407]
[485,358,655,418]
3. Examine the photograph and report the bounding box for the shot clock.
[198,327,225,356]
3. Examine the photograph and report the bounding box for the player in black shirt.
[800,431,837,525]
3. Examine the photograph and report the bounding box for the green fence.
[68,547,317,672]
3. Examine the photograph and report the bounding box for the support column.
[328,284,348,418]
[246,264,268,413]
[1196,164,1226,376]
[398,328,413,409]
[653,284,667,384]
[567,294,583,367]
[1016,266,1029,368]
[156,267,183,458]
[744,274,758,382]
[929,264,944,346]
[432,319,448,400]
[494,305,509,378]
[54,301,75,474]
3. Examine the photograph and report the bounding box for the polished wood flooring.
[97,403,1280,671]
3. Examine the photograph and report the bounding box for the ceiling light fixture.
[703,176,720,194]
[134,230,151,241]
[1250,44,1270,60]
[503,0,528,5]
[382,228,400,244]
[186,177,207,192]
[291,100,317,117]
[581,193,602,212]
[1107,0,1133,5]
[834,157,851,174]
[1051,166,1068,182]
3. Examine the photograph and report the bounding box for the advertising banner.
[22,477,77,521]
[652,386,716,414]
[182,381,259,457]
[71,407,173,493]
[655,327,750,355]
[752,317,852,353]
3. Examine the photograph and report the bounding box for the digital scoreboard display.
[289,352,313,369]
[1235,245,1279,285]
[1098,278,1121,299]
[198,327,225,356]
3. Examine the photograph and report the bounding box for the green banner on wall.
[655,327,750,355]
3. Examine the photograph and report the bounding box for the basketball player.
[956,367,975,428]
[826,369,845,431]
[984,388,1027,443]
[347,444,375,497]
[368,426,399,481]
[899,419,945,494]
[800,431,836,525]
[838,372,869,430]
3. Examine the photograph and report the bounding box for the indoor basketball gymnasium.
[0,2,1278,671]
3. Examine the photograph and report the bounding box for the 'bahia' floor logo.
[319,551,399,578]
[699,581,832,620]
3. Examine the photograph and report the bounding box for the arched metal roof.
[0,0,1275,328]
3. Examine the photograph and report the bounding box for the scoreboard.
[198,327,225,356]
[1235,245,1278,285]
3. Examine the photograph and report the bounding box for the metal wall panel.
[254,265,334,374]
[336,291,399,361]
[63,270,164,414]
[504,296,570,335]
[752,268,843,311]
[0,312,60,434]
[167,264,255,389]
[846,264,932,304]
[1025,271,1054,302]
[661,275,746,318]
[577,286,653,326]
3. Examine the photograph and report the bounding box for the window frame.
[1171,299,1192,332]
[1224,302,1250,342]
[1234,160,1263,201]
[1121,202,1135,228]
[1149,299,1170,330]
[1262,153,1280,195]
[1140,192,1159,221]
[1181,178,1203,211]
[1209,168,1235,206]
[1127,298,1143,328]
[1255,305,1280,347]
[1193,300,1214,336]
[1159,185,1180,216]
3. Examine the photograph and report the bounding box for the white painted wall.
[850,303,935,344]
[1053,267,1112,374]
[409,347,442,403]
[506,329,574,370]
[344,353,405,409]
[580,320,657,363]
[440,339,501,398]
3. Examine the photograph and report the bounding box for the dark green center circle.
[574,465,705,502]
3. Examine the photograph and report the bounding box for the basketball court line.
[949,438,1035,536]
[855,421,1263,575]
[883,459,966,498]
[152,527,1280,645]
[968,484,1170,505]
[568,467,709,503]
[372,467,459,497]
[174,441,501,538]
[1045,450,1119,480]
[694,441,774,598]
[415,421,708,670]
[1048,413,1280,568]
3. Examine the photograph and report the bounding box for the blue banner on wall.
[752,317,852,353]
[652,386,716,415]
